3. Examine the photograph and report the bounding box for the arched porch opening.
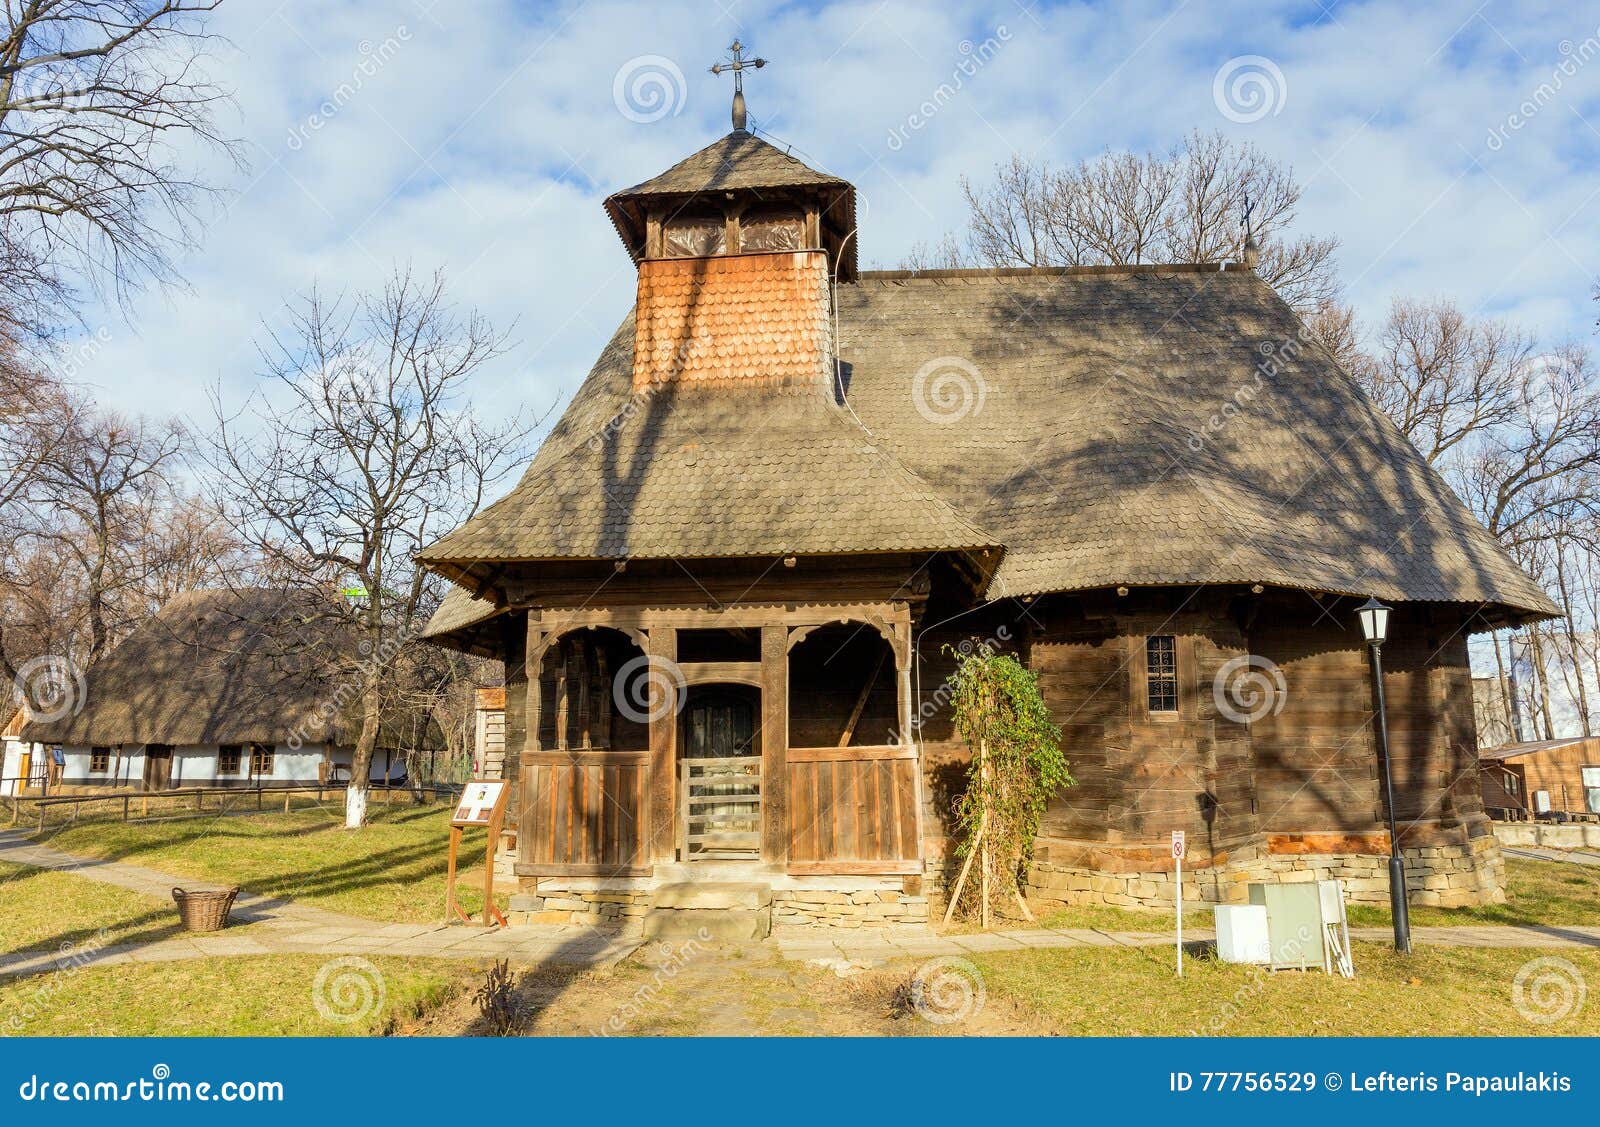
[533,626,649,753]
[788,623,899,748]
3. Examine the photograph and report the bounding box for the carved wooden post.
[520,619,544,868]
[761,624,789,865]
[648,626,676,862]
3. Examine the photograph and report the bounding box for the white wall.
[49,743,407,787]
[0,736,34,796]
[57,744,333,787]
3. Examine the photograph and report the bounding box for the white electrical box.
[1214,904,1272,965]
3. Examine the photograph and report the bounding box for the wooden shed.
[1480,737,1600,822]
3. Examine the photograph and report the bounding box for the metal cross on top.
[710,39,766,132]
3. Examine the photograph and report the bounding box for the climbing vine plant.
[944,645,1072,926]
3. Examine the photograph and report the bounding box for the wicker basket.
[171,886,239,933]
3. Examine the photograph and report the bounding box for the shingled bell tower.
[602,43,858,394]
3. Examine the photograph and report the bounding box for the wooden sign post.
[1172,830,1186,977]
[445,780,509,928]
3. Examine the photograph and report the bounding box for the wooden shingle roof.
[417,349,999,569]
[603,130,857,278]
[610,130,849,198]
[421,263,1554,631]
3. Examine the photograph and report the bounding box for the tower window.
[1146,635,1178,713]
[740,208,804,252]
[664,215,727,258]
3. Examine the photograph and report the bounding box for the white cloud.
[61,0,1600,427]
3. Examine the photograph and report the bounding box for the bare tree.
[28,406,186,660]
[208,269,535,828]
[0,1,238,334]
[1359,299,1535,466]
[933,131,1341,311]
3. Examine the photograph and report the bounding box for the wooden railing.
[680,756,761,860]
[786,744,921,874]
[4,781,461,831]
[519,750,651,876]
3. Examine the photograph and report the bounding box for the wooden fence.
[3,781,463,832]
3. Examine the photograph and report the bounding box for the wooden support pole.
[838,648,886,748]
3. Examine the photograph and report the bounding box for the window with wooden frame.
[217,745,242,775]
[89,746,111,773]
[249,744,274,777]
[1145,635,1179,713]
[663,212,728,258]
[739,207,805,252]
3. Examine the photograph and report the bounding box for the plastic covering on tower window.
[740,209,804,252]
[664,216,727,258]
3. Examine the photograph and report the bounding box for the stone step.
[642,905,772,941]
[651,881,772,911]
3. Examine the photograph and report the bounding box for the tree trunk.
[1492,630,1518,743]
[345,683,381,829]
[1552,546,1593,736]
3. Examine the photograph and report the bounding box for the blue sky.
[68,0,1600,422]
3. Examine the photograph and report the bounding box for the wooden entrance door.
[142,745,174,791]
[680,689,761,860]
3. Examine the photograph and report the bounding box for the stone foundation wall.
[771,887,930,928]
[506,887,653,931]
[1026,834,1505,911]
[1492,820,1600,850]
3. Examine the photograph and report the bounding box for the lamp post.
[1357,596,1412,954]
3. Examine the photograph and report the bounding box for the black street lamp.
[1357,596,1412,954]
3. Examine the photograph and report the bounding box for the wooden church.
[418,63,1555,932]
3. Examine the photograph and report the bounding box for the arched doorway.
[679,683,762,861]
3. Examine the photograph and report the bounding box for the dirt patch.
[406,939,1053,1037]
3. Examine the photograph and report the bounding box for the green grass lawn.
[970,943,1600,1036]
[0,860,198,956]
[1346,857,1600,928]
[1023,859,1600,934]
[1,955,474,1036]
[36,804,508,924]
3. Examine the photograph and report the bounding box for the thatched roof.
[21,588,439,749]
[420,262,1553,629]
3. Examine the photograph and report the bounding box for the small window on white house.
[89,747,111,773]
[1146,636,1178,713]
[218,745,242,775]
[249,744,274,777]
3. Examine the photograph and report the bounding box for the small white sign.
[1171,830,1186,860]
[452,780,506,827]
